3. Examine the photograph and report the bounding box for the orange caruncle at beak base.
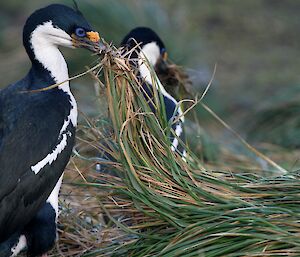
[86,31,100,42]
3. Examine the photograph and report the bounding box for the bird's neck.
[138,52,174,103]
[138,43,170,97]
[138,49,184,123]
[29,36,78,127]
[30,33,69,89]
[138,43,158,87]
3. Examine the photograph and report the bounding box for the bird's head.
[23,4,102,62]
[120,27,168,68]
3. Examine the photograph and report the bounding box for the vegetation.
[2,1,300,256]
[46,42,300,256]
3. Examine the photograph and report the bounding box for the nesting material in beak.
[155,57,193,100]
[71,31,105,53]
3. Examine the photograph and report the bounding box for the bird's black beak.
[72,31,106,53]
[156,51,169,73]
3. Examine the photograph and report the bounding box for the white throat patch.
[139,42,160,67]
[138,42,181,112]
[138,42,184,120]
[30,20,77,126]
[30,21,73,86]
[138,42,185,152]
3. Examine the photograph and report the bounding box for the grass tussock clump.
[61,43,300,257]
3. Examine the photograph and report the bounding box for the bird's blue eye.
[75,27,86,37]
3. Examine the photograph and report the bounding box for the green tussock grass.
[58,44,300,257]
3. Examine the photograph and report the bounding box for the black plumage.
[121,27,166,54]
[0,3,100,256]
[0,74,74,236]
[23,203,56,257]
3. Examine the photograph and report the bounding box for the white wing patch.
[31,133,69,174]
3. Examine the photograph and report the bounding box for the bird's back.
[0,71,75,241]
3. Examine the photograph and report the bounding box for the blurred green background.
[1,0,300,153]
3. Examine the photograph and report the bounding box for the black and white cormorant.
[0,4,101,256]
[120,27,186,156]
[96,27,186,173]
